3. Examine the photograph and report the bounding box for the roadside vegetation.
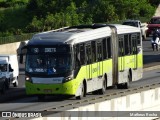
[0,0,159,42]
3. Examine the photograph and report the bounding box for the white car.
[122,20,147,40]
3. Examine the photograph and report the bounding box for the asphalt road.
[143,37,160,66]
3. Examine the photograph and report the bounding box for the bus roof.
[28,24,140,45]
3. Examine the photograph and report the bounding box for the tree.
[149,0,160,6]
[91,0,118,23]
[27,0,44,17]
[139,0,155,18]
[1,0,158,36]
[44,13,55,30]
[77,1,93,24]
[65,2,79,26]
[26,16,43,32]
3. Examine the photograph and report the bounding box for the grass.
[0,6,31,32]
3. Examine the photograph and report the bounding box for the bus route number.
[45,48,56,52]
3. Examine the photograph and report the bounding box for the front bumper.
[25,80,77,95]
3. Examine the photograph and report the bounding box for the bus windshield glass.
[26,54,72,75]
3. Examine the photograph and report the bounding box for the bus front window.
[26,54,72,74]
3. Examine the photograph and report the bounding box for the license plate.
[44,89,52,93]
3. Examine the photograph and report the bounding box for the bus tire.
[117,83,122,89]
[92,90,99,95]
[122,72,131,89]
[76,82,85,100]
[124,71,131,89]
[117,71,131,89]
[98,77,107,95]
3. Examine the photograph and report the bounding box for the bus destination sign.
[30,46,70,53]
[45,48,56,52]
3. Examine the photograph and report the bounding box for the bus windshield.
[26,54,72,75]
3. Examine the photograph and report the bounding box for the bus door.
[132,34,138,70]
[85,43,92,80]
[119,36,125,72]
[97,41,103,78]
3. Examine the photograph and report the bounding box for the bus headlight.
[25,75,31,81]
[64,74,73,82]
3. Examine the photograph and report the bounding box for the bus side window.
[85,43,92,64]
[107,37,112,58]
[103,38,108,59]
[80,43,85,65]
[124,34,130,55]
[131,34,137,54]
[118,35,124,57]
[91,41,96,63]
[75,44,80,68]
[129,34,133,54]
[97,41,102,62]
[118,38,122,57]
[137,33,141,45]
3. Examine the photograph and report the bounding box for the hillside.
[0,0,159,36]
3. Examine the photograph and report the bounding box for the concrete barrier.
[0,40,28,54]
[30,86,160,120]
[95,100,112,120]
[127,93,141,111]
[111,96,127,111]
[64,108,79,120]
[141,89,155,109]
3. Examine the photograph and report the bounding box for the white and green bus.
[20,24,143,100]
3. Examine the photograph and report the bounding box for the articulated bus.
[20,24,143,100]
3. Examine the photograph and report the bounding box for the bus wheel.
[117,84,122,89]
[117,72,131,89]
[98,78,106,94]
[124,72,131,89]
[76,82,85,100]
[92,90,99,95]
[37,95,45,101]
